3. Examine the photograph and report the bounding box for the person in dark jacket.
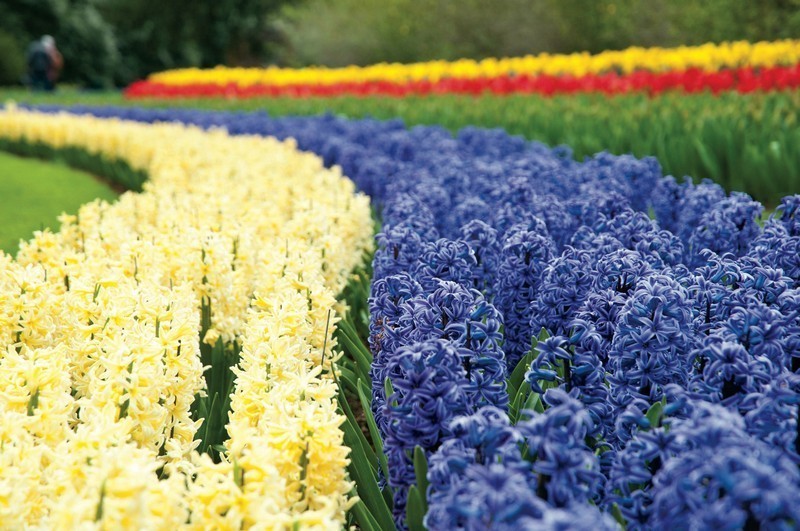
[27,38,51,91]
[42,35,63,90]
[27,35,62,91]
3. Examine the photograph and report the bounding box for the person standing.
[42,35,63,91]
[26,37,51,91]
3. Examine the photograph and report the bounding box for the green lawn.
[0,151,118,255]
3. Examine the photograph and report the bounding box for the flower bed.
[12,104,800,529]
[25,92,796,206]
[0,108,373,528]
[125,40,800,98]
[126,64,800,99]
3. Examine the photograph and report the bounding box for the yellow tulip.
[147,39,800,88]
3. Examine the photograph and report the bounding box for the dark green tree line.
[276,0,800,66]
[0,0,294,87]
[1,0,799,86]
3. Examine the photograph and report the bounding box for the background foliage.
[277,0,800,66]
[1,0,799,87]
[0,0,293,87]
[0,30,25,85]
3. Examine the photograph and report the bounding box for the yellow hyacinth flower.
[0,107,374,528]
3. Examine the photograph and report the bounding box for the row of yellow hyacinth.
[147,39,800,87]
[0,107,374,529]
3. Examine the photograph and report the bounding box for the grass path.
[0,151,118,254]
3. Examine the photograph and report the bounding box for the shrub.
[0,30,25,86]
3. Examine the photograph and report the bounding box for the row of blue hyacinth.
[29,105,800,530]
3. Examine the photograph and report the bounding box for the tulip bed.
[10,104,800,530]
[126,40,800,99]
[125,65,800,99]
[0,108,374,528]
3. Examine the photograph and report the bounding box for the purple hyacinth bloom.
[687,192,763,267]
[774,194,800,237]
[649,430,800,530]
[425,463,549,531]
[530,248,595,337]
[493,227,557,366]
[749,220,800,287]
[383,339,474,524]
[516,389,605,507]
[373,224,427,279]
[459,219,502,296]
[413,238,477,292]
[534,504,620,531]
[608,275,697,408]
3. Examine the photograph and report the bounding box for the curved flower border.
[0,108,374,528]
